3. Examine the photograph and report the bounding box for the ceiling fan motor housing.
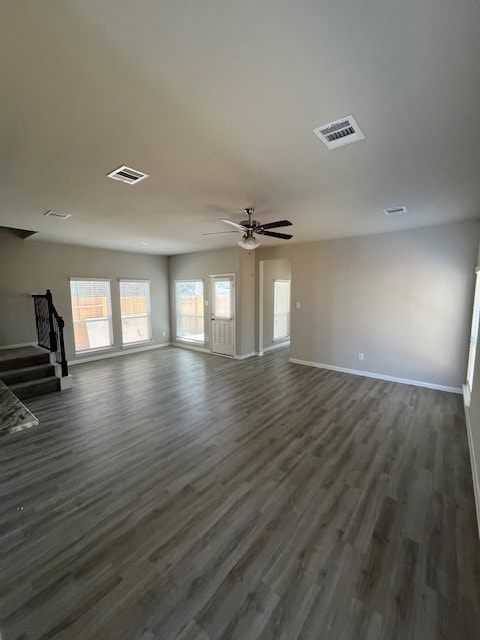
[240,208,255,228]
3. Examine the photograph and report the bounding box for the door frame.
[258,259,292,356]
[258,261,264,355]
[209,273,236,357]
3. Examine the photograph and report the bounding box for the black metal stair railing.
[32,289,69,377]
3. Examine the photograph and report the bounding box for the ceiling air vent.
[313,115,365,150]
[44,210,71,219]
[383,206,407,216]
[107,165,149,185]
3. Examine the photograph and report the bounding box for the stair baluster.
[32,290,69,378]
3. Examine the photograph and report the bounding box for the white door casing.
[210,275,235,357]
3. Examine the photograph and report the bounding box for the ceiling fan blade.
[201,231,238,235]
[219,218,247,231]
[257,230,293,240]
[258,220,292,230]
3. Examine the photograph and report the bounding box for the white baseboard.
[288,358,462,394]
[0,342,36,350]
[171,341,210,354]
[69,342,170,366]
[262,341,290,353]
[235,352,256,360]
[463,392,480,539]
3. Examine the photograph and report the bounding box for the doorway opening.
[258,259,291,357]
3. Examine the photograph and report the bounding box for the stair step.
[0,347,50,372]
[9,376,60,400]
[0,363,55,385]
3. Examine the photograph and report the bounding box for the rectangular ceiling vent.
[383,206,407,216]
[107,165,149,185]
[313,115,365,150]
[43,210,71,219]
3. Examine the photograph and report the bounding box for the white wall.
[0,228,170,361]
[256,221,479,390]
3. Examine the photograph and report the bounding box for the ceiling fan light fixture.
[237,234,260,250]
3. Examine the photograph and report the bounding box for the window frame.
[69,277,114,354]
[174,279,205,343]
[273,279,291,341]
[119,279,152,347]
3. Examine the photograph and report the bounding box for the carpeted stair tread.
[9,376,60,400]
[0,363,55,385]
[0,347,50,372]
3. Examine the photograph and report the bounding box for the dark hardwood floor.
[1,347,479,639]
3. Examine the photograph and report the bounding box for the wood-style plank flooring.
[1,347,479,639]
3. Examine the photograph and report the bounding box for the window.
[175,280,204,342]
[211,276,234,319]
[70,279,113,352]
[273,279,291,340]
[467,271,480,392]
[119,280,152,345]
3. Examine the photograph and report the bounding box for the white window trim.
[70,277,114,354]
[119,279,152,347]
[175,279,205,343]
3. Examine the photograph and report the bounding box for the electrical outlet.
[162,331,166,337]
[295,301,301,309]
[357,352,365,361]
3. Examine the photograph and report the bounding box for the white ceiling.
[1,0,479,255]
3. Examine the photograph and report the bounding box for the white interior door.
[210,275,235,357]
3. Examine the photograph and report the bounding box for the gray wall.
[256,221,480,389]
[0,228,170,361]
[2,219,477,388]
[169,247,238,351]
[261,259,291,349]
[168,247,256,357]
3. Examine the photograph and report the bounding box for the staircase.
[0,346,60,399]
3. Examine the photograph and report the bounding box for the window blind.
[212,278,233,319]
[120,280,152,345]
[70,279,113,352]
[175,280,204,341]
[273,279,291,340]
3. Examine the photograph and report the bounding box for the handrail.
[32,289,68,377]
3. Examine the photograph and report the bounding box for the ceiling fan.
[203,208,293,249]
